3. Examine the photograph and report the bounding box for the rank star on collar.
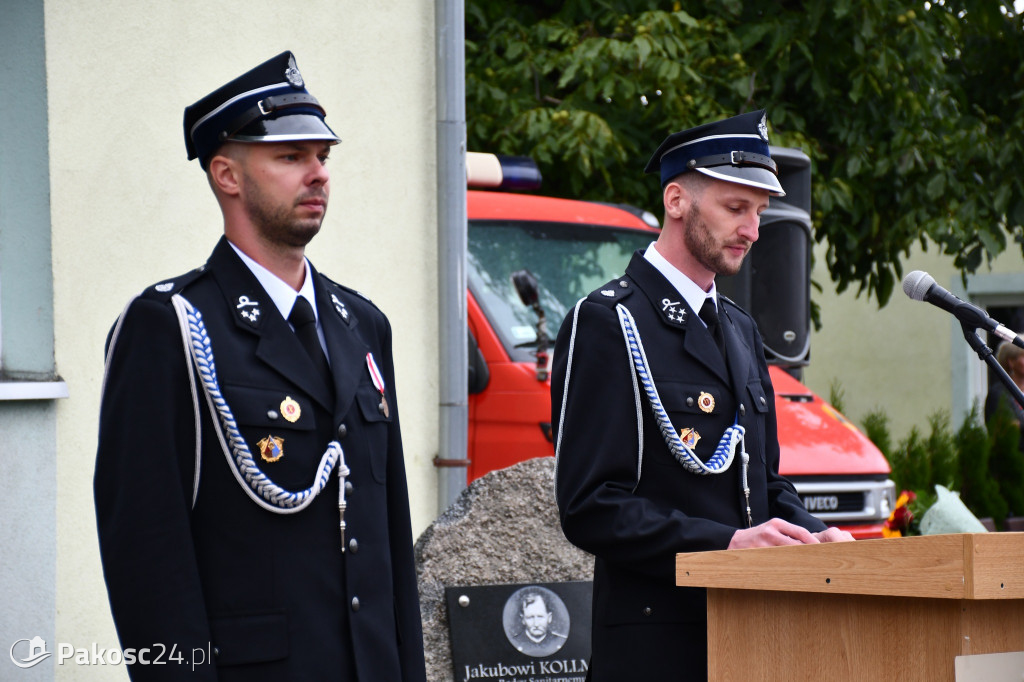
[331,293,350,323]
[235,295,263,327]
[660,297,687,326]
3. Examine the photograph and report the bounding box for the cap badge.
[257,435,285,462]
[235,295,261,326]
[680,427,701,450]
[280,396,301,423]
[758,113,769,143]
[285,54,304,88]
[698,391,715,413]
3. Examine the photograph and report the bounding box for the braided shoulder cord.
[171,294,349,516]
[615,303,745,476]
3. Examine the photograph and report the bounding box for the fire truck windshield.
[468,219,654,364]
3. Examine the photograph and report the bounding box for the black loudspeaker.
[717,146,811,367]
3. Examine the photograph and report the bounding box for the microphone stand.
[961,321,1024,410]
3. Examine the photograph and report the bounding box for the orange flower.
[882,490,917,538]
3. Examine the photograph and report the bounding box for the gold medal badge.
[697,392,715,414]
[257,435,285,462]
[680,427,701,449]
[280,396,301,423]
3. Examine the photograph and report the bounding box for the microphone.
[902,270,1024,349]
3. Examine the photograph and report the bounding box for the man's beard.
[243,172,326,248]
[683,201,747,277]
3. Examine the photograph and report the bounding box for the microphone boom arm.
[961,321,1024,411]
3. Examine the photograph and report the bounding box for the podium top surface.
[676,532,1024,599]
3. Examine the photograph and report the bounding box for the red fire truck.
[464,152,895,539]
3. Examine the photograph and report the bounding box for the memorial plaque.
[446,581,591,682]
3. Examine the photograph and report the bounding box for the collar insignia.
[660,297,687,326]
[331,293,351,324]
[235,294,262,327]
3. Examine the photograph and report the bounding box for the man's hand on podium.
[812,527,855,543]
[727,518,855,549]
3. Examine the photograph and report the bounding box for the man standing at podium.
[552,110,853,681]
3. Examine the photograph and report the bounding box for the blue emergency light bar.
[467,152,543,191]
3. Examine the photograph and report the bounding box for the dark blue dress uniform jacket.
[552,251,824,681]
[95,237,427,682]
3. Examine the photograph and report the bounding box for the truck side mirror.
[468,328,490,394]
[511,269,540,307]
[510,269,549,382]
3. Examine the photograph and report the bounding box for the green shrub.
[861,409,892,460]
[862,405,1017,531]
[955,408,1007,526]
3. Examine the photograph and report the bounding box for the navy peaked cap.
[644,109,784,196]
[183,51,340,170]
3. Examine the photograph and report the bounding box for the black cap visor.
[230,114,340,145]
[695,165,785,196]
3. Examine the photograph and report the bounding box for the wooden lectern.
[676,533,1024,681]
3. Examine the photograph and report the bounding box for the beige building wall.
[46,2,438,678]
[805,242,1024,444]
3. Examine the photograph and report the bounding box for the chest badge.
[280,396,302,423]
[680,428,701,450]
[698,392,715,414]
[257,435,285,462]
[366,352,390,419]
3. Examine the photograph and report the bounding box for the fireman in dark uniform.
[94,51,426,682]
[552,110,853,681]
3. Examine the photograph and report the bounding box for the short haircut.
[519,590,551,614]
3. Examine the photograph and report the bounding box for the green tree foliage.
[466,0,1024,305]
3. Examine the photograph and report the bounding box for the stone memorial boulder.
[415,457,592,682]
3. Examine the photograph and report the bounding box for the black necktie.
[289,296,332,379]
[699,298,727,361]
